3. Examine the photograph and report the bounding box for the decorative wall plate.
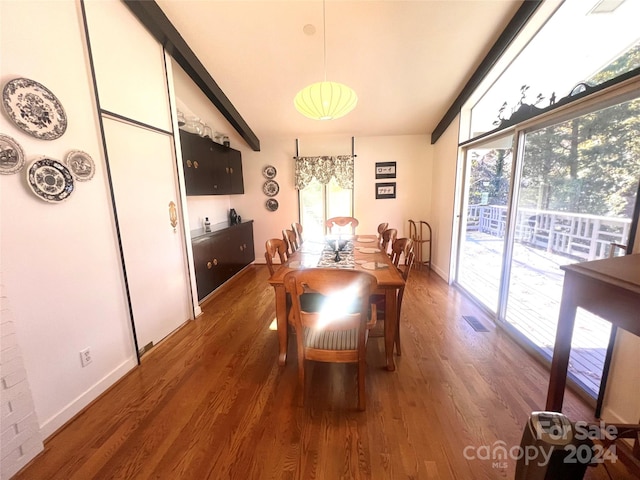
[65,150,95,181]
[2,78,67,140]
[262,165,277,179]
[0,134,25,174]
[26,157,74,203]
[265,198,279,211]
[263,179,279,197]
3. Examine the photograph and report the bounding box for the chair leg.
[395,304,402,356]
[357,358,366,411]
[297,357,305,407]
[395,290,405,356]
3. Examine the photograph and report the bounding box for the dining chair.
[292,222,304,245]
[370,242,414,355]
[326,216,359,235]
[377,222,388,246]
[265,238,288,276]
[284,268,378,411]
[282,229,299,256]
[390,237,413,268]
[380,228,397,255]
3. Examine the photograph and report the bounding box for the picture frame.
[375,161,396,179]
[376,182,396,199]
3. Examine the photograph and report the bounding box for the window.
[454,0,640,403]
[299,178,353,239]
[294,155,354,239]
[467,0,640,141]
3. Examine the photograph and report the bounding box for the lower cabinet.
[192,221,255,302]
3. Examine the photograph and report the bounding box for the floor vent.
[463,315,490,332]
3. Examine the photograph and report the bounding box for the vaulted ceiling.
[155,0,523,142]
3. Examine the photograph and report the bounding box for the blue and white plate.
[26,157,74,203]
[0,134,25,174]
[2,78,67,140]
[266,198,279,211]
[263,179,279,197]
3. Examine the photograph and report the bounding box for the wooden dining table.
[267,234,406,371]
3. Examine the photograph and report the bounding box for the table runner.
[316,240,355,268]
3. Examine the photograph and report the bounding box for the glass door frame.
[452,76,640,390]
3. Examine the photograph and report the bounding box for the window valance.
[294,155,354,190]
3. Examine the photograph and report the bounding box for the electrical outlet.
[80,348,92,367]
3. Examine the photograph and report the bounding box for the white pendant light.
[294,0,357,120]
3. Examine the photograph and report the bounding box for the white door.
[103,117,191,354]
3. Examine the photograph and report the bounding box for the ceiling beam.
[430,0,543,145]
[123,0,261,151]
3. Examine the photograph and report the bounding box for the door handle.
[168,201,178,232]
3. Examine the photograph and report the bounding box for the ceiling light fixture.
[294,0,357,120]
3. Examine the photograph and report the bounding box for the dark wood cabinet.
[192,221,255,301]
[179,130,244,195]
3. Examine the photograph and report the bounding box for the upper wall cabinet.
[84,1,172,131]
[180,130,244,195]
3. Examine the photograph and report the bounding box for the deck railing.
[467,205,631,261]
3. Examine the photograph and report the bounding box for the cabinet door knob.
[194,161,199,169]
[207,261,213,269]
[239,245,243,251]
[229,167,234,174]
[186,160,193,168]
[213,258,218,265]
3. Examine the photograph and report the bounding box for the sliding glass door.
[455,94,640,399]
[504,98,639,396]
[456,135,513,314]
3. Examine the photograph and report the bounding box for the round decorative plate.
[263,179,279,197]
[65,150,95,182]
[26,157,74,203]
[2,78,67,140]
[0,134,25,174]
[359,247,381,254]
[262,165,277,179]
[265,198,279,212]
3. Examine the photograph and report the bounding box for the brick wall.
[1,292,43,479]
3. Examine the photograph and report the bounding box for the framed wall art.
[376,182,396,199]
[375,161,396,179]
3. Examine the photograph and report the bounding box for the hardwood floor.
[14,266,635,479]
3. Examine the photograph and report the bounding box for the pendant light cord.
[322,0,327,82]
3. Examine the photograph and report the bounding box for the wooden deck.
[457,231,611,397]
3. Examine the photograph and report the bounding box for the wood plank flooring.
[14,266,635,479]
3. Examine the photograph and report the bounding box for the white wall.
[170,61,436,267]
[430,116,460,280]
[0,0,136,446]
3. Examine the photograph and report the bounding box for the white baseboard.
[39,357,137,439]
[431,264,449,282]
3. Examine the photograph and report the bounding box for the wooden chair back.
[391,238,414,268]
[284,268,378,410]
[326,216,359,234]
[377,222,389,247]
[370,240,414,355]
[282,229,298,256]
[380,228,397,255]
[265,238,288,276]
[292,222,304,245]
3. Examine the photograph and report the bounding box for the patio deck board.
[457,233,611,397]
